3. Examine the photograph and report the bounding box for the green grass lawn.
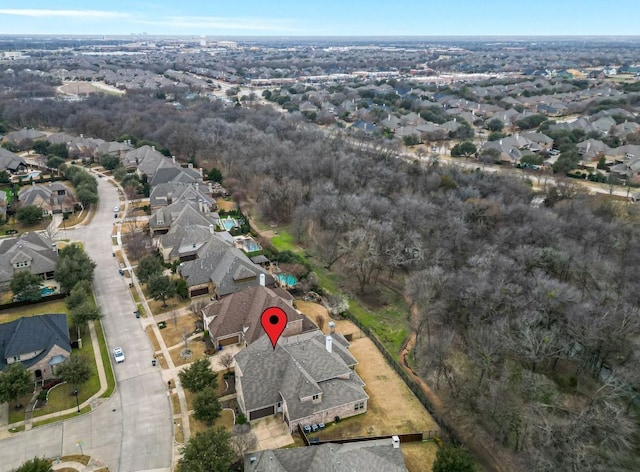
[250,222,410,358]
[270,229,302,254]
[95,321,115,398]
[8,392,33,424]
[33,324,99,418]
[1,297,113,422]
[0,300,68,323]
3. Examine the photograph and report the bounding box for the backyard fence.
[298,424,436,447]
[341,311,462,446]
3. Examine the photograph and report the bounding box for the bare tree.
[231,424,257,458]
[324,292,349,317]
[219,352,234,372]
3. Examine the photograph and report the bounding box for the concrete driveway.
[251,416,294,450]
[0,175,173,472]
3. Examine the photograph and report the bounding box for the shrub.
[236,413,247,425]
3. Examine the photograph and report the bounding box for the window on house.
[354,401,364,410]
[312,394,319,401]
[13,355,20,361]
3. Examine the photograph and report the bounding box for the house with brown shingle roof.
[201,284,313,348]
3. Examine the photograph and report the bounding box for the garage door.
[190,287,209,297]
[250,405,275,421]
[218,335,240,346]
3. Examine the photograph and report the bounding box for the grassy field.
[0,300,68,323]
[402,441,439,472]
[157,311,200,348]
[95,321,115,398]
[170,338,206,367]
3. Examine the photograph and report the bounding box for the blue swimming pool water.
[276,273,297,286]
[41,287,55,296]
[223,218,237,230]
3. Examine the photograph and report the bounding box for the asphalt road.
[1,176,172,472]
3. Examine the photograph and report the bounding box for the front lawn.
[33,324,99,417]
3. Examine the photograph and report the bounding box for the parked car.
[134,310,141,318]
[113,347,125,363]
[311,424,319,432]
[113,205,120,212]
[303,425,311,434]
[318,422,325,429]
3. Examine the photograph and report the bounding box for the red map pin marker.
[261,306,287,349]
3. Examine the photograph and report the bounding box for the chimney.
[151,145,155,151]
[208,182,213,193]
[209,224,214,234]
[328,321,335,334]
[199,167,203,177]
[172,156,176,164]
[392,436,400,449]
[188,163,193,169]
[259,273,265,286]
[325,335,332,353]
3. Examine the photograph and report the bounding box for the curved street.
[0,175,173,472]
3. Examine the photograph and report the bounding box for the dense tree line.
[2,91,640,470]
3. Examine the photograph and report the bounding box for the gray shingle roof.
[244,439,408,472]
[124,145,174,177]
[179,238,274,296]
[0,148,26,172]
[0,314,71,370]
[149,166,202,187]
[149,182,213,208]
[235,332,367,422]
[18,182,75,210]
[0,232,57,287]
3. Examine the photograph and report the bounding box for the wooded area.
[2,78,639,470]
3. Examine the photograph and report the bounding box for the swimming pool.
[41,287,56,296]
[276,273,297,287]
[220,217,237,231]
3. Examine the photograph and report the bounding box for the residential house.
[149,199,218,238]
[234,330,369,432]
[591,116,616,135]
[611,121,640,139]
[2,129,46,149]
[45,131,93,156]
[120,145,173,178]
[577,139,611,162]
[0,148,26,173]
[149,182,215,211]
[178,236,275,298]
[0,314,71,384]
[148,164,202,187]
[0,232,58,291]
[244,439,408,472]
[202,284,312,348]
[94,141,133,160]
[18,182,76,215]
[350,120,377,133]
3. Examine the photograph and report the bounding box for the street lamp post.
[73,388,80,413]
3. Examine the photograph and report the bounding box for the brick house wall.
[27,344,70,380]
[288,399,368,433]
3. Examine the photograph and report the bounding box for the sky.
[0,1,639,37]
